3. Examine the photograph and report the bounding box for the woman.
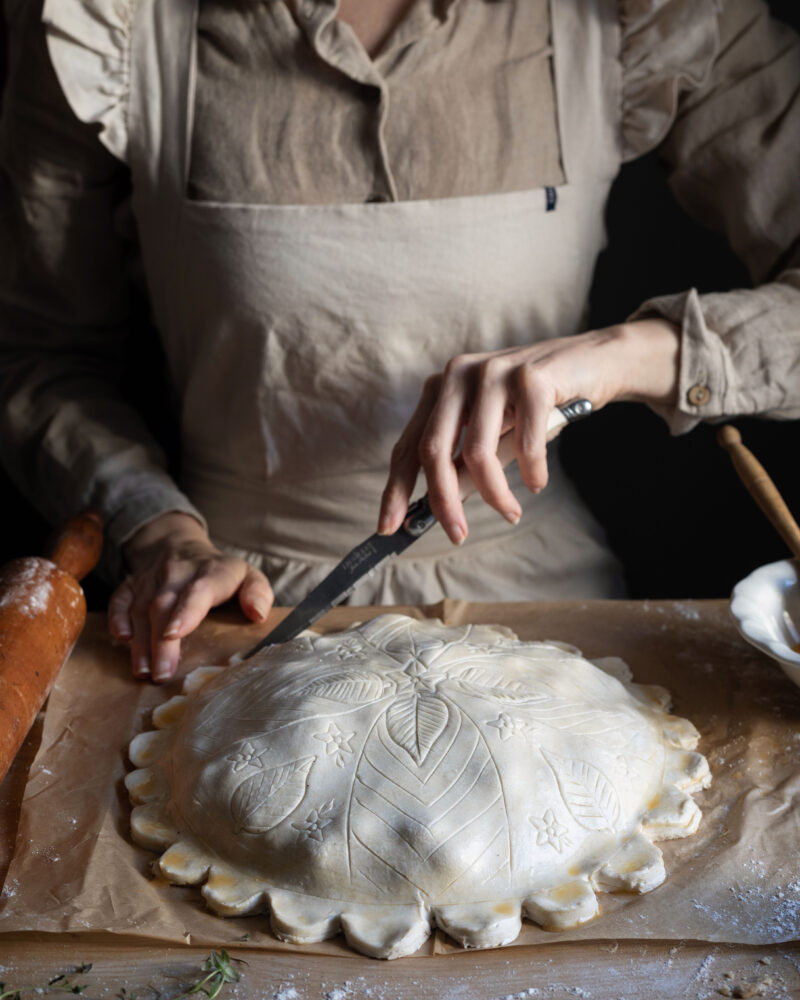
[0,0,798,682]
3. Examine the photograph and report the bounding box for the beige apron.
[128,0,626,604]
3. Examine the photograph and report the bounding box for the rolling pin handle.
[717,424,800,563]
[47,510,104,581]
[716,425,741,450]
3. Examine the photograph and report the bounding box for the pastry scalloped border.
[126,631,711,959]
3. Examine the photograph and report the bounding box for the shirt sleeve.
[619,0,800,433]
[0,0,205,581]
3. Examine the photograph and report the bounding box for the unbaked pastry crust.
[126,614,711,958]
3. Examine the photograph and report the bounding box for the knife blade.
[243,398,592,656]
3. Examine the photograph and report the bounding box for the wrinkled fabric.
[0,0,204,583]
[627,0,800,433]
[188,0,565,204]
[619,0,721,160]
[40,0,133,163]
[113,0,627,605]
[0,0,798,592]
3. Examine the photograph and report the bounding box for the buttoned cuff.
[628,287,732,435]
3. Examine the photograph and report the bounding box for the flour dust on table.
[126,614,711,958]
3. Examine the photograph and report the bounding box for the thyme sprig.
[173,951,241,1000]
[0,951,243,1000]
[0,964,93,1000]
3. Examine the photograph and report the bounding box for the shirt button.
[687,384,711,407]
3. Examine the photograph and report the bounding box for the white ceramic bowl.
[729,558,800,687]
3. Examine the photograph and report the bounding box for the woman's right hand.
[108,512,274,683]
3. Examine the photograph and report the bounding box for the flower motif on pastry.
[335,638,369,662]
[292,800,336,843]
[530,809,571,853]
[486,712,531,741]
[314,723,355,767]
[126,614,712,960]
[226,741,266,773]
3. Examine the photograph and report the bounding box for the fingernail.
[505,510,521,526]
[377,515,392,536]
[163,619,181,639]
[447,523,466,546]
[136,656,150,677]
[115,623,131,640]
[153,659,172,682]
[251,600,268,621]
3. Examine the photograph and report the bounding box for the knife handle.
[403,399,592,537]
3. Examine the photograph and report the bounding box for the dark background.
[0,2,798,609]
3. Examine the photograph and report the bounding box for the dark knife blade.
[243,397,592,657]
[242,507,430,655]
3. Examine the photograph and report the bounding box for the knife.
[243,398,593,656]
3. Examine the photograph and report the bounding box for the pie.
[126,614,710,958]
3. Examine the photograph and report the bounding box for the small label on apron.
[545,187,558,212]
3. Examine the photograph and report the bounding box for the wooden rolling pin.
[0,511,103,785]
[717,425,800,561]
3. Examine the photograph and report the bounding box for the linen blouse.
[0,0,799,580]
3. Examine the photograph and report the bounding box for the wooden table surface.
[1,602,799,1000]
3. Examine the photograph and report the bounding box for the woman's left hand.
[377,318,681,545]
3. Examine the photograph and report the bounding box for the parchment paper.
[1,600,798,955]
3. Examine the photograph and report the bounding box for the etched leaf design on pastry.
[542,749,621,833]
[350,709,510,897]
[455,669,632,737]
[392,631,446,671]
[385,693,449,765]
[230,755,315,834]
[453,667,550,705]
[456,666,539,690]
[458,682,550,705]
[295,671,391,705]
[524,700,633,737]
[364,616,447,670]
